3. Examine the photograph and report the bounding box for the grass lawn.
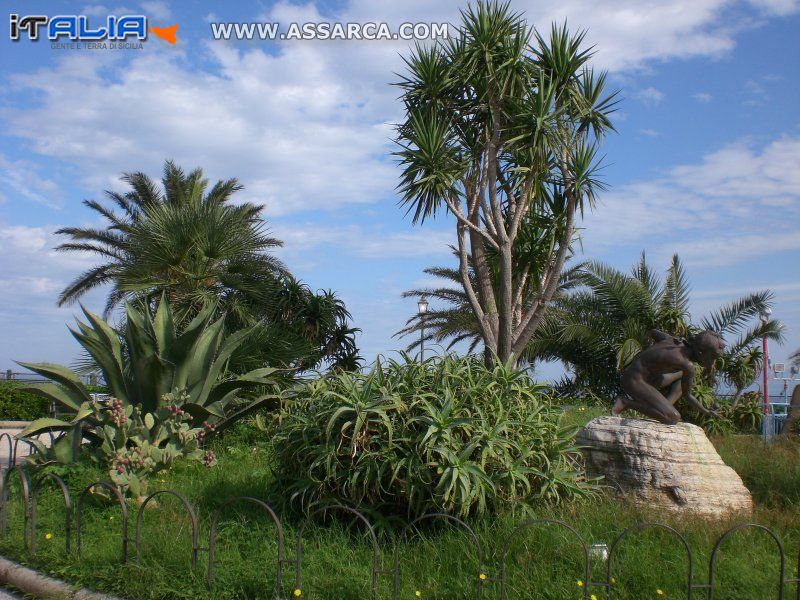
[0,411,798,599]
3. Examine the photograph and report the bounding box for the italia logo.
[9,14,178,44]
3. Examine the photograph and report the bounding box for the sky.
[0,0,799,386]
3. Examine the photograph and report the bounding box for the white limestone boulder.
[576,416,752,518]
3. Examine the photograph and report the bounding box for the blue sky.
[1,0,799,384]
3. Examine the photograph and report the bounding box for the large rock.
[576,416,752,518]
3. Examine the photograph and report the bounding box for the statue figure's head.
[688,330,725,368]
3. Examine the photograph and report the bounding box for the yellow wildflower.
[591,595,598,600]
[657,590,664,596]
[415,592,421,598]
[577,580,584,587]
[293,589,301,597]
[479,573,487,581]
[45,533,52,540]
[610,577,616,584]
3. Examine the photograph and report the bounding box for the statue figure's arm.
[649,329,672,343]
[680,363,715,416]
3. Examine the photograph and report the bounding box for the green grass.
[0,419,798,599]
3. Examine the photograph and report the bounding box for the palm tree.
[721,346,763,404]
[526,253,785,396]
[56,160,286,320]
[56,161,361,372]
[402,251,785,398]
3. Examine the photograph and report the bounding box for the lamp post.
[760,308,772,417]
[418,295,428,362]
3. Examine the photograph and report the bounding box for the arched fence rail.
[1,431,58,470]
[0,466,798,599]
[207,496,284,596]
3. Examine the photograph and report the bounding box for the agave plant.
[17,295,283,446]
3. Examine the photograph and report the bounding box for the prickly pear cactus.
[85,393,217,500]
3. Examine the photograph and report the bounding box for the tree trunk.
[468,224,498,350]
[497,238,514,363]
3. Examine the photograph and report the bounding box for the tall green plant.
[395,3,617,364]
[17,295,283,442]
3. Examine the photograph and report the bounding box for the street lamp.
[418,295,429,362]
[760,307,772,417]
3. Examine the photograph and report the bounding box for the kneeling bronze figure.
[612,329,724,424]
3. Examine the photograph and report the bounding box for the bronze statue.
[612,329,725,424]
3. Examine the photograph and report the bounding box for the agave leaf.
[211,394,282,434]
[15,361,92,406]
[78,305,128,401]
[69,329,128,400]
[185,317,226,402]
[167,305,215,386]
[18,418,74,438]
[197,316,262,406]
[205,367,280,405]
[19,382,83,412]
[72,402,93,423]
[152,293,176,356]
[52,431,80,464]
[19,437,47,459]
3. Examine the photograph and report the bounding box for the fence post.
[4,370,12,381]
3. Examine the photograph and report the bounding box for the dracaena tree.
[395,3,617,365]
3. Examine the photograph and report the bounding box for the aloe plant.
[16,295,283,444]
[267,353,593,519]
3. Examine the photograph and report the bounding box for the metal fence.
[1,370,99,386]
[0,466,798,599]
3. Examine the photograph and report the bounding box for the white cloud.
[275,223,454,259]
[670,136,800,202]
[693,92,713,102]
[5,0,796,220]
[140,0,172,21]
[81,5,110,16]
[583,135,800,266]
[0,155,63,209]
[340,0,745,71]
[746,0,800,16]
[0,224,108,367]
[671,231,800,267]
[639,128,659,137]
[5,42,397,216]
[636,86,665,106]
[0,225,48,252]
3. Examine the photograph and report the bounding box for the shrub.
[267,354,594,519]
[24,392,216,500]
[0,381,50,421]
[680,387,763,435]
